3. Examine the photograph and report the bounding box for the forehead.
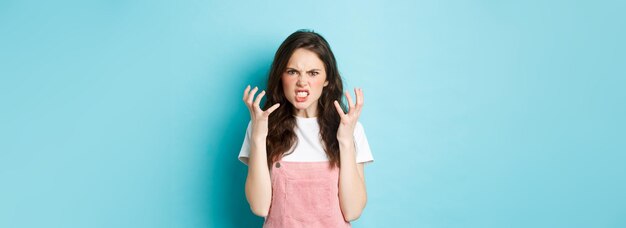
[286,48,324,70]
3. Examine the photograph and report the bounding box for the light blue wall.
[1,0,625,227]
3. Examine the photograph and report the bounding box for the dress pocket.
[285,178,333,222]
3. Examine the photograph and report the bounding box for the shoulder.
[242,120,253,137]
[356,121,366,131]
[354,121,366,136]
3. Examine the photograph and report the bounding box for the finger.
[345,91,354,114]
[333,100,345,117]
[243,85,251,102]
[254,90,265,108]
[247,86,258,105]
[354,88,361,107]
[355,88,364,113]
[360,88,364,103]
[243,86,254,113]
[264,103,281,116]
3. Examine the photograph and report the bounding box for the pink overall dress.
[263,160,351,228]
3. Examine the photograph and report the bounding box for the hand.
[243,85,281,139]
[333,88,364,141]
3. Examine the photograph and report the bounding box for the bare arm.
[242,85,281,217]
[334,88,368,221]
[338,139,367,221]
[245,137,272,217]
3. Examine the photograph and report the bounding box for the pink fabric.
[263,160,351,228]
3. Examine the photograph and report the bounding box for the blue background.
[1,0,625,227]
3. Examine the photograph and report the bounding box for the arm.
[245,136,272,217]
[242,85,281,217]
[338,138,367,221]
[334,87,368,221]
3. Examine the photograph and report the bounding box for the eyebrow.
[286,67,322,72]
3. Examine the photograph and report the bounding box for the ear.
[324,81,329,87]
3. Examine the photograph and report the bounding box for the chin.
[294,103,309,110]
[290,100,312,110]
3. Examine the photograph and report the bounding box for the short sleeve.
[354,121,374,165]
[238,121,252,165]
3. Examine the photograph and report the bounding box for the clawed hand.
[333,88,364,140]
[243,85,281,138]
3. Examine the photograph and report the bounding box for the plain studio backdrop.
[1,0,624,227]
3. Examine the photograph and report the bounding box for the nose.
[296,76,307,87]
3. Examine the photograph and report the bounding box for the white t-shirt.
[238,116,374,165]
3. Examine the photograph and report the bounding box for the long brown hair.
[262,29,346,169]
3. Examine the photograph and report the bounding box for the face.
[282,48,329,117]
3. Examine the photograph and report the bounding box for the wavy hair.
[262,29,346,169]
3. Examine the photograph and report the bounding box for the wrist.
[337,136,354,145]
[252,135,267,144]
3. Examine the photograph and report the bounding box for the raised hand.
[243,85,281,139]
[333,88,364,141]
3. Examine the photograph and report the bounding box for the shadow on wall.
[208,51,273,227]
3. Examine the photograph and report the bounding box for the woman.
[238,29,374,227]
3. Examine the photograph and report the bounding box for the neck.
[294,106,318,118]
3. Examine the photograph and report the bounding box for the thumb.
[265,103,281,116]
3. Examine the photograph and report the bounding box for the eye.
[286,69,298,75]
[309,71,319,76]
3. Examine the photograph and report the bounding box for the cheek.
[310,78,326,91]
[281,77,293,87]
[281,77,295,96]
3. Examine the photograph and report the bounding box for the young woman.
[238,30,374,227]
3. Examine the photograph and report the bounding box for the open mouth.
[295,89,309,102]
